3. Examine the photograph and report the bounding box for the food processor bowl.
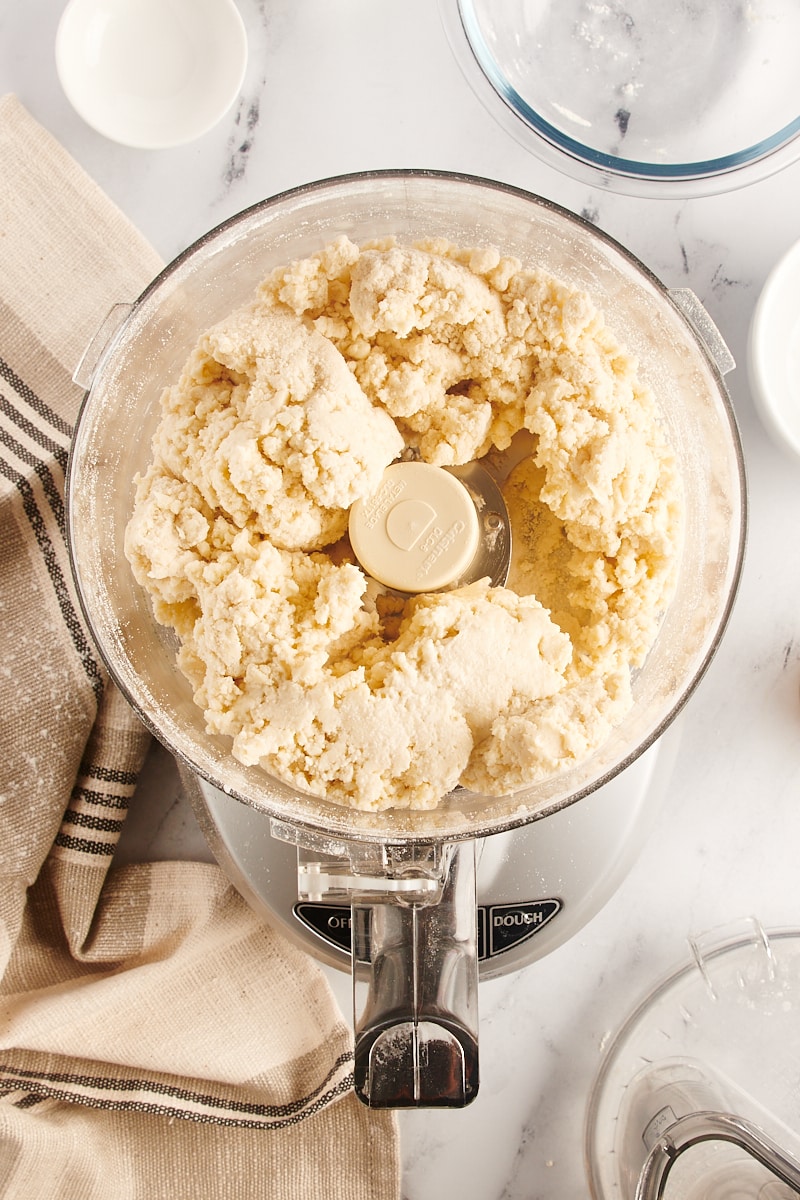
[66,170,745,844]
[66,171,746,1105]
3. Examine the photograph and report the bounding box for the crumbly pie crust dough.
[125,237,682,811]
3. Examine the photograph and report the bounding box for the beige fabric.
[0,94,399,1199]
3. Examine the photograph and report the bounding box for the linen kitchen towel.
[0,94,399,1200]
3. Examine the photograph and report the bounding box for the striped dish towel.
[0,95,399,1200]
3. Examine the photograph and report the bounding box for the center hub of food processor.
[348,461,481,592]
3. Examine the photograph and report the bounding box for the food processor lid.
[439,0,800,196]
[586,919,800,1198]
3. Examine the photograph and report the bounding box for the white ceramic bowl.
[748,238,800,463]
[55,0,248,149]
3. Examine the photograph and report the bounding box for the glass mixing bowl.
[438,1,800,196]
[66,170,746,846]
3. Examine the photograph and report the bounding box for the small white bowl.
[55,0,248,149]
[748,237,800,463]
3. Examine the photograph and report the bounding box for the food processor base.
[185,723,680,982]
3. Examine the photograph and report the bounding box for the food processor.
[65,171,746,1108]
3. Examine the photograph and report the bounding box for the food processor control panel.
[188,730,674,983]
[293,897,563,965]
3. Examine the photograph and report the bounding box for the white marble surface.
[4,3,800,1196]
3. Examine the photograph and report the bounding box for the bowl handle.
[669,289,735,376]
[72,302,133,390]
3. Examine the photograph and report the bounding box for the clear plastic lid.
[439,0,800,196]
[586,919,800,1198]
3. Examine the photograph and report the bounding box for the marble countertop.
[3,3,800,1196]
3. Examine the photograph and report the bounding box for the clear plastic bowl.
[66,171,746,846]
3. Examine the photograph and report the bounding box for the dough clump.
[125,236,682,811]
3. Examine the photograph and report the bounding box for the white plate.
[748,237,800,462]
[55,0,248,149]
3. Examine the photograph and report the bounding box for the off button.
[348,461,480,592]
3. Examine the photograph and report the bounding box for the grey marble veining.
[3,2,800,1196]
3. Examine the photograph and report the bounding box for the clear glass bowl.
[439,1,800,196]
[66,171,746,846]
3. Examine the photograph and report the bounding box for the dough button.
[348,461,481,592]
